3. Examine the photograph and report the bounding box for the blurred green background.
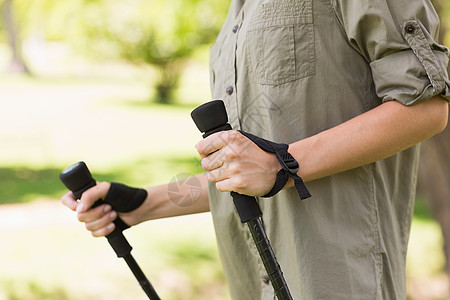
[0,0,449,299]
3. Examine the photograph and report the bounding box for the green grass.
[0,167,65,204]
[1,281,71,300]
[0,155,204,205]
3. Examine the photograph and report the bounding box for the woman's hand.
[195,130,280,196]
[61,181,135,237]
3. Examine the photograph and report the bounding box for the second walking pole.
[60,162,160,300]
[191,100,293,300]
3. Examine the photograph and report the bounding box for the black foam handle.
[60,161,132,257]
[191,100,262,222]
[191,99,229,133]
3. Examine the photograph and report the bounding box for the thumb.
[76,181,111,213]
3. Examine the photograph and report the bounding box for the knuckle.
[108,210,117,221]
[205,143,217,156]
[195,141,205,155]
[94,206,106,218]
[227,130,240,142]
[91,230,103,238]
[85,222,94,231]
[61,193,77,211]
[207,172,217,182]
[215,182,225,192]
[80,193,95,208]
[82,187,94,198]
[225,149,238,160]
[77,213,85,223]
[231,129,240,137]
[97,181,110,191]
[234,177,248,191]
[94,224,114,237]
[227,163,240,175]
[201,158,209,170]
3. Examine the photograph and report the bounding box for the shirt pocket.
[245,0,315,86]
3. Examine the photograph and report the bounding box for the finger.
[215,178,235,193]
[85,210,117,232]
[215,175,251,194]
[195,131,235,158]
[78,203,112,223]
[201,150,226,171]
[91,222,116,238]
[206,166,230,183]
[61,191,78,211]
[77,181,111,213]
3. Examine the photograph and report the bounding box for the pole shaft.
[247,219,293,300]
[191,101,293,299]
[124,254,160,300]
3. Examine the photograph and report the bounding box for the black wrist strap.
[239,131,311,200]
[104,182,147,213]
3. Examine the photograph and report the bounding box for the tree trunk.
[154,61,182,104]
[2,0,30,74]
[418,126,450,277]
[417,0,450,287]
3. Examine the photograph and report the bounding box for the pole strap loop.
[104,182,147,213]
[238,130,311,200]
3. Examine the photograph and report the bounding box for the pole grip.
[191,101,262,222]
[230,192,262,223]
[203,125,263,222]
[60,162,132,258]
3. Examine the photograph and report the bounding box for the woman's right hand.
[61,173,211,237]
[61,181,121,237]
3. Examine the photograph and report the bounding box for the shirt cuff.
[370,20,450,106]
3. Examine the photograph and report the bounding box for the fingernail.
[107,223,115,231]
[109,211,117,219]
[104,205,112,213]
[76,202,85,213]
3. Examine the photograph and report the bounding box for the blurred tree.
[418,0,450,285]
[0,0,30,73]
[0,0,229,103]
[76,0,229,104]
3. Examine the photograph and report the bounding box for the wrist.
[238,130,310,199]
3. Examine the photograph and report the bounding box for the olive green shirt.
[207,0,450,299]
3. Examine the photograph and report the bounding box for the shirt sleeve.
[333,0,450,105]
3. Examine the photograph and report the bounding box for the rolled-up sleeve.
[334,0,450,105]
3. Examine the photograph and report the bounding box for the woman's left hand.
[195,130,280,196]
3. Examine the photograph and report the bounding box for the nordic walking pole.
[60,161,160,300]
[191,100,293,300]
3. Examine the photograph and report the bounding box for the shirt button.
[405,24,415,34]
[226,86,234,95]
[232,25,239,33]
[262,275,270,285]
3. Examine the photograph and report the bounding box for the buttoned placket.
[227,8,277,297]
[225,12,242,131]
